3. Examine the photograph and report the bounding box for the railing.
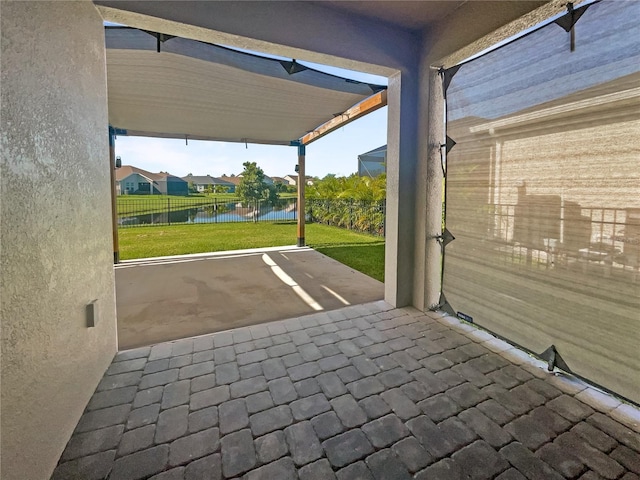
[117,197,297,227]
[117,196,388,237]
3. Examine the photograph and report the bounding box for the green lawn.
[118,222,385,282]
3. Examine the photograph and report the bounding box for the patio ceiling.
[105,27,386,146]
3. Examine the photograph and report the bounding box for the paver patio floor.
[52,302,640,480]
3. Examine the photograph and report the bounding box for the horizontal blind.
[443,0,640,403]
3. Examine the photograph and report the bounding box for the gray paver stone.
[161,380,191,410]
[139,369,178,390]
[365,448,412,480]
[249,405,293,436]
[191,373,216,393]
[87,386,137,411]
[240,362,264,379]
[311,411,344,440]
[127,404,160,430]
[149,343,172,361]
[237,349,268,366]
[337,366,364,383]
[190,385,230,411]
[148,467,185,480]
[261,358,287,380]
[380,388,420,420]
[285,421,323,466]
[336,461,374,480]
[193,349,214,364]
[288,362,322,381]
[62,425,124,461]
[299,459,337,480]
[219,398,249,434]
[230,376,267,398]
[458,407,513,448]
[547,394,596,423]
[193,335,214,352]
[184,453,221,480]
[155,405,188,443]
[495,468,527,480]
[245,391,275,414]
[571,422,618,452]
[331,394,368,428]
[446,382,489,409]
[179,361,214,380]
[215,362,240,385]
[338,340,363,358]
[52,450,116,480]
[352,356,382,377]
[392,436,432,473]
[556,432,626,479]
[612,445,640,475]
[268,377,298,405]
[214,346,236,364]
[362,414,409,448]
[294,378,321,397]
[348,377,385,400]
[504,415,554,450]
[171,339,194,356]
[323,429,375,467]
[418,394,462,422]
[359,395,392,419]
[254,430,288,463]
[377,368,412,388]
[109,445,169,480]
[587,413,640,452]
[244,457,297,480]
[133,386,164,409]
[188,406,218,433]
[317,372,348,398]
[76,404,131,433]
[220,428,257,477]
[477,399,516,426]
[98,371,143,392]
[114,347,150,362]
[267,342,296,358]
[117,425,155,457]
[499,442,564,480]
[535,443,586,478]
[414,458,465,480]
[169,355,192,369]
[451,440,509,480]
[319,354,350,372]
[407,415,455,460]
[290,392,331,420]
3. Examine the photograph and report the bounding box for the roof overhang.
[106,27,386,146]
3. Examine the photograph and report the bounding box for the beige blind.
[443,0,640,403]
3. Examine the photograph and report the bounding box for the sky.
[113,54,389,180]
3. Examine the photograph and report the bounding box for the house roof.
[115,165,161,182]
[105,27,385,146]
[220,176,243,186]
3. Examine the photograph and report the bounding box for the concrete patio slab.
[53,302,640,480]
[115,247,384,349]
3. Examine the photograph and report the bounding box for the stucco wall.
[0,2,117,479]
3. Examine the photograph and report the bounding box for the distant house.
[283,175,314,186]
[358,145,386,177]
[116,165,188,195]
[183,174,236,193]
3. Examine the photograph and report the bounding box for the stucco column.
[424,68,446,310]
[385,69,419,307]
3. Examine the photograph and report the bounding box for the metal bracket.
[436,292,457,316]
[279,60,308,75]
[539,345,573,373]
[435,228,455,247]
[440,64,462,99]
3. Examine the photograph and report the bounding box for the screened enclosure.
[442,0,639,403]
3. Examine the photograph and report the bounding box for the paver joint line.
[52,303,640,480]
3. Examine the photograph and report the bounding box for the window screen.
[443,0,640,403]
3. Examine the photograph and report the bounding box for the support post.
[109,127,120,263]
[296,144,306,247]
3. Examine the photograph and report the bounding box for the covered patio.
[52,304,639,479]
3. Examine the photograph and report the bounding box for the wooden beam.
[300,89,387,145]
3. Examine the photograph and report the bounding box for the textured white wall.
[0,2,117,479]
